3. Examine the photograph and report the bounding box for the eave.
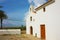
[35,0,55,11]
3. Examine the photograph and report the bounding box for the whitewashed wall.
[26,12,36,34]
[0,29,21,34]
[26,0,60,40]
[46,0,60,40]
[36,0,60,40]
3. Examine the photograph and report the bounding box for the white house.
[26,0,60,40]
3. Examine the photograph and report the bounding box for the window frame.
[30,16,32,21]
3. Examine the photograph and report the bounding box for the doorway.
[30,26,33,35]
[40,24,46,39]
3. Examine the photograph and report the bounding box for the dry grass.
[21,30,26,34]
[0,30,42,40]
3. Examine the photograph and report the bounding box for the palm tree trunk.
[1,18,3,29]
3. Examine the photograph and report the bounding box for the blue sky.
[0,0,48,27]
[0,0,30,27]
[0,0,29,20]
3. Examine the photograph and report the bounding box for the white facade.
[26,0,60,40]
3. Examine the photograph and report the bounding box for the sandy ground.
[0,34,42,40]
[0,30,44,40]
[0,34,29,40]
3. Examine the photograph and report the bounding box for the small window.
[30,16,32,21]
[43,7,46,12]
[30,8,31,11]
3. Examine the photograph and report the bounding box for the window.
[43,7,46,12]
[30,8,31,11]
[30,16,32,21]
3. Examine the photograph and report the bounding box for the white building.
[26,0,60,40]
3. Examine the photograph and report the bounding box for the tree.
[0,10,7,29]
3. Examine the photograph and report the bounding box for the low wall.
[0,29,21,34]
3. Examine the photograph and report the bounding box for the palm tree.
[0,10,7,29]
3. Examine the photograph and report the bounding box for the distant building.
[26,0,60,40]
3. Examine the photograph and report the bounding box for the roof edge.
[35,0,55,11]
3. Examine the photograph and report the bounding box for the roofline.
[35,0,55,11]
